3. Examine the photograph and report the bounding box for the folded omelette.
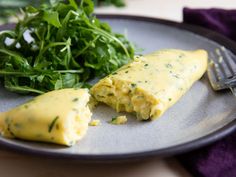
[91,49,208,120]
[0,88,92,146]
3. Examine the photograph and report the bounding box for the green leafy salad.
[0,0,134,94]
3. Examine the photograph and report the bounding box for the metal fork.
[207,46,236,97]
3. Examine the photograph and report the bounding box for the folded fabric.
[178,133,236,177]
[178,8,236,177]
[183,8,236,41]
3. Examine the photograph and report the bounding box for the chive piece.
[72,98,79,102]
[168,98,172,101]
[131,83,137,88]
[48,116,59,133]
[111,117,117,122]
[110,116,127,125]
[144,63,148,67]
[7,123,15,137]
[172,74,180,79]
[125,71,129,73]
[165,63,172,68]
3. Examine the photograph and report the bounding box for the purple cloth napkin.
[178,8,236,177]
[183,8,236,41]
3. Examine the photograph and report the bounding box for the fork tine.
[217,47,236,76]
[208,57,224,90]
[208,47,236,91]
[209,52,226,81]
[229,86,236,97]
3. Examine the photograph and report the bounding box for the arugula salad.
[0,0,134,94]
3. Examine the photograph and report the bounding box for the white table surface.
[1,1,236,177]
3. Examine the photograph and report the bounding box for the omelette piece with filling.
[0,88,92,146]
[91,49,208,120]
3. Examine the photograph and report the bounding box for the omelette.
[91,49,208,120]
[0,88,92,146]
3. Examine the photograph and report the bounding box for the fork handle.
[230,86,236,97]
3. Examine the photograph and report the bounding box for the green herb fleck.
[168,98,172,101]
[131,83,137,88]
[7,124,15,137]
[125,71,129,73]
[165,63,172,68]
[48,116,59,133]
[144,63,149,67]
[72,98,79,102]
[109,116,127,125]
[172,74,180,79]
[111,117,117,122]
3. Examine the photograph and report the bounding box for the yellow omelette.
[0,88,92,146]
[91,49,208,120]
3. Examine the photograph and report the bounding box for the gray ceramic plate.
[0,15,236,161]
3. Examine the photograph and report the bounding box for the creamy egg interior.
[0,88,92,146]
[91,49,208,120]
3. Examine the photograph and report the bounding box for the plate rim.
[0,14,236,161]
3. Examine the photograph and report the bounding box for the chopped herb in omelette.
[110,116,127,125]
[48,116,59,133]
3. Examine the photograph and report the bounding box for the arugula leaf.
[94,0,125,7]
[81,0,94,16]
[43,11,62,28]
[0,0,134,94]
